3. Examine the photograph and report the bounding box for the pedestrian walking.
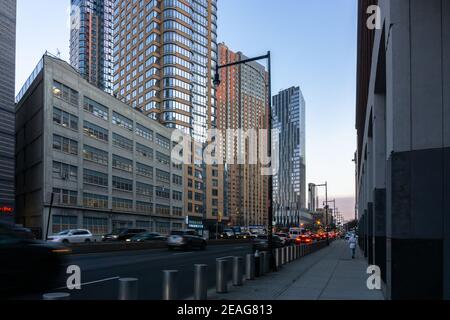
[348,234,357,259]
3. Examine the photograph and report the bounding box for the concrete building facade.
[70,0,115,94]
[15,55,184,238]
[217,43,269,227]
[272,86,306,227]
[356,0,450,299]
[0,0,16,223]
[112,0,225,231]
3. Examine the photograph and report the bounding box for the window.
[112,155,133,172]
[112,111,133,131]
[156,151,170,166]
[136,182,153,197]
[172,207,183,217]
[155,186,170,199]
[53,107,78,130]
[113,133,133,152]
[113,197,133,211]
[84,97,109,120]
[53,161,78,181]
[113,176,133,192]
[212,189,218,197]
[136,162,153,179]
[136,220,151,230]
[83,145,108,166]
[83,121,109,142]
[155,204,170,216]
[83,169,108,187]
[52,81,79,106]
[53,134,78,155]
[83,217,108,235]
[83,193,108,209]
[155,133,170,149]
[156,169,170,183]
[136,202,153,214]
[172,191,182,201]
[172,174,182,186]
[52,188,77,206]
[136,143,153,160]
[136,123,153,140]
[52,215,78,234]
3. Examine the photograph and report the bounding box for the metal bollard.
[274,248,280,268]
[264,251,270,273]
[294,246,298,260]
[246,253,255,280]
[42,292,70,300]
[282,246,287,264]
[194,264,208,300]
[216,259,229,293]
[288,246,292,263]
[162,270,178,300]
[118,278,138,300]
[259,252,266,276]
[232,257,244,286]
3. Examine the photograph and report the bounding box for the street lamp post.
[214,52,276,271]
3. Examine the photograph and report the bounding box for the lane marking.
[54,276,120,290]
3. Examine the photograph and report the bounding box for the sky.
[15,0,357,221]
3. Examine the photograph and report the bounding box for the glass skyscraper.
[112,0,224,229]
[272,86,306,227]
[70,0,114,94]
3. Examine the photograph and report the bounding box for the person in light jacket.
[348,234,357,259]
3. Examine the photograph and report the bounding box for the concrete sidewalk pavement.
[210,240,385,300]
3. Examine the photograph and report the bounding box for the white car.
[48,229,94,244]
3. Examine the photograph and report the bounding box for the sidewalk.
[210,240,384,300]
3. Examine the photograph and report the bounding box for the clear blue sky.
[15,0,357,220]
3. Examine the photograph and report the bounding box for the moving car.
[289,227,304,240]
[102,228,147,241]
[47,229,94,243]
[275,232,290,245]
[252,234,284,252]
[295,234,313,245]
[167,230,207,251]
[237,231,256,240]
[126,232,166,242]
[219,229,236,239]
[0,222,69,298]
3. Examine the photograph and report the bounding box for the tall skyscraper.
[0,0,16,223]
[70,0,114,94]
[272,86,306,227]
[112,0,224,232]
[217,43,269,227]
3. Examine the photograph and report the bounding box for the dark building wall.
[356,0,450,299]
[0,0,16,222]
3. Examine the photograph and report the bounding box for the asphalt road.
[38,243,253,300]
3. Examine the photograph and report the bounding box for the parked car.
[102,228,147,241]
[252,235,284,252]
[167,230,207,251]
[0,222,70,298]
[126,232,166,242]
[47,229,94,243]
[275,233,290,245]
